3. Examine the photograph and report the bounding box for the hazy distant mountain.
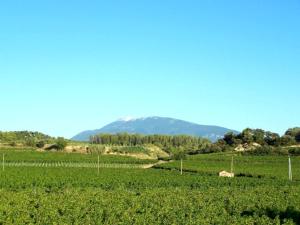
[72,117,239,142]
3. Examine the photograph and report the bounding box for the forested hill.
[0,131,56,147]
[72,117,238,142]
[0,131,52,141]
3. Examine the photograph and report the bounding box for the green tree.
[285,127,300,143]
[241,128,254,144]
[25,138,36,147]
[253,129,265,145]
[295,131,300,143]
[264,132,280,146]
[223,132,236,146]
[213,139,228,152]
[172,149,186,160]
[172,148,186,175]
[280,135,295,146]
[285,127,300,136]
[56,137,67,151]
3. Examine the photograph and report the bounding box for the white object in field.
[219,171,234,178]
[231,156,234,174]
[98,154,100,174]
[180,159,183,175]
[289,156,293,181]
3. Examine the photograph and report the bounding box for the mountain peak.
[118,116,138,122]
[118,116,166,122]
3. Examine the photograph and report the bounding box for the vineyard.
[0,149,157,164]
[155,153,300,180]
[0,149,300,224]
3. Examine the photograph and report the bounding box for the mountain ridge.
[72,116,239,142]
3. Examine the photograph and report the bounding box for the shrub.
[287,147,300,156]
[56,137,67,151]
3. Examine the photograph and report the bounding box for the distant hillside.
[0,131,56,147]
[0,131,53,142]
[72,117,239,142]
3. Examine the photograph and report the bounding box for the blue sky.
[0,0,299,138]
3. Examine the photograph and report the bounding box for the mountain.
[72,117,239,142]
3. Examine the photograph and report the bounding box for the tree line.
[90,133,211,154]
[220,127,300,147]
[213,127,300,155]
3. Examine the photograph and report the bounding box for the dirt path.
[141,160,172,169]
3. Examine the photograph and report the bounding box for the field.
[0,149,300,224]
[0,149,157,165]
[156,153,300,180]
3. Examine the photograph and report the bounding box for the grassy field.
[0,149,299,224]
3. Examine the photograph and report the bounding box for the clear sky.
[0,0,299,138]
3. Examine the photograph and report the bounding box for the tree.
[25,138,36,147]
[172,149,186,160]
[285,127,300,143]
[223,132,236,146]
[56,137,67,151]
[285,127,300,137]
[241,128,254,144]
[253,129,265,145]
[295,131,300,143]
[214,139,228,152]
[172,148,186,175]
[90,133,211,154]
[280,135,295,146]
[89,145,105,154]
[264,132,280,146]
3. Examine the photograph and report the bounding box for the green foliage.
[56,137,67,151]
[0,149,157,164]
[156,153,300,180]
[285,127,300,137]
[111,146,149,155]
[285,127,300,143]
[90,133,211,155]
[200,139,233,154]
[0,131,58,149]
[252,129,265,145]
[171,148,186,160]
[240,128,254,144]
[0,150,299,224]
[88,144,106,154]
[234,146,300,157]
[264,131,280,146]
[218,128,300,155]
[25,138,36,147]
[242,146,289,156]
[0,185,299,224]
[280,135,296,146]
[223,132,236,146]
[286,147,300,156]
